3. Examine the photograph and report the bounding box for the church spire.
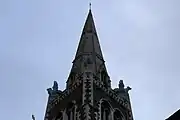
[74,9,103,60]
[66,9,110,88]
[44,8,134,120]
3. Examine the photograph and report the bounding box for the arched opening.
[114,109,122,120]
[101,100,112,120]
[66,102,76,120]
[71,72,75,82]
[55,112,63,120]
[101,71,106,82]
[101,70,109,88]
[67,72,76,88]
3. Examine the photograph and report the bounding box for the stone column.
[63,109,68,120]
[111,109,114,120]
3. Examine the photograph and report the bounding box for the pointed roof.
[66,9,109,88]
[74,9,104,60]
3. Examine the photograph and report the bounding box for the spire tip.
[89,2,91,10]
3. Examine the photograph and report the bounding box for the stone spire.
[66,9,110,88]
[74,9,103,59]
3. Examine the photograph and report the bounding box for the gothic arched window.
[101,100,112,120]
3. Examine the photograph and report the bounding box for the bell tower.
[44,9,134,120]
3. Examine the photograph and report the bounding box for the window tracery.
[66,102,76,120]
[100,100,112,120]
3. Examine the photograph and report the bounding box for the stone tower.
[44,9,134,120]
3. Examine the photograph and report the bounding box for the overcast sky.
[0,0,180,120]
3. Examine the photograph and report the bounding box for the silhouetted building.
[166,109,180,120]
[44,9,134,120]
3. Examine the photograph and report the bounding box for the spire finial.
[89,2,91,10]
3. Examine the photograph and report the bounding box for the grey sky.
[0,0,180,120]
